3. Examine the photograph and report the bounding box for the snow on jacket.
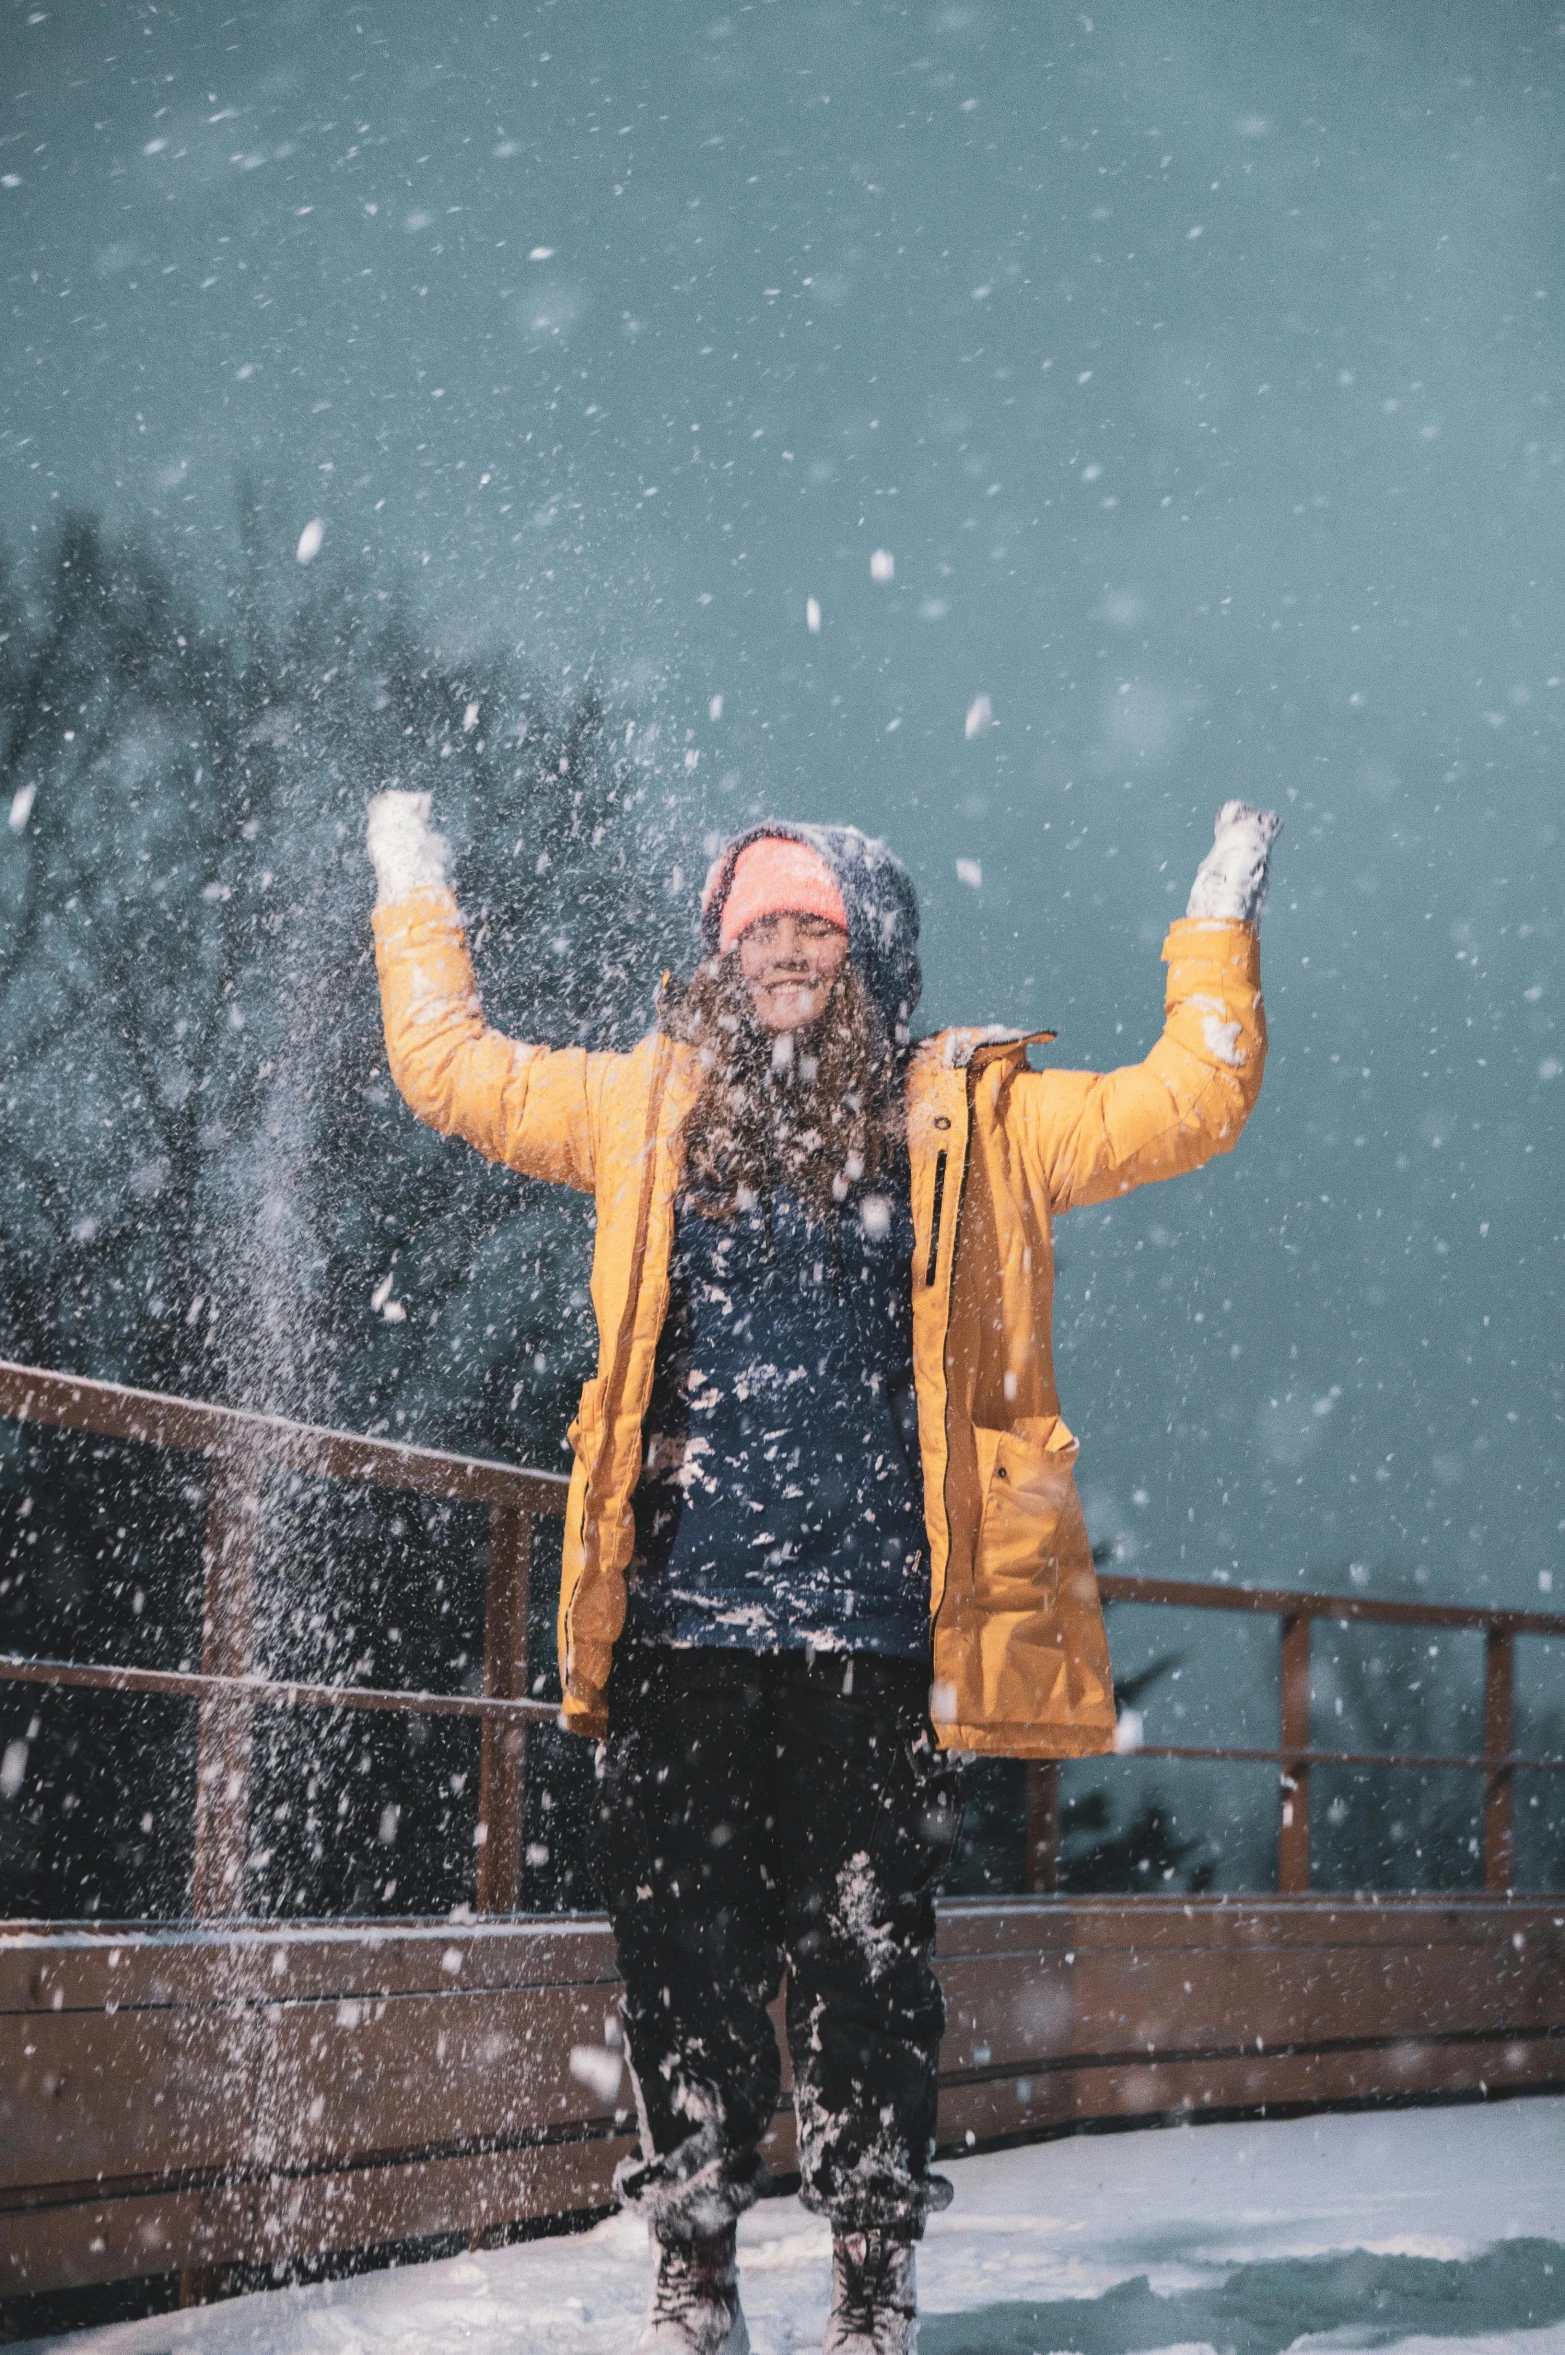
[372,890,1267,1758]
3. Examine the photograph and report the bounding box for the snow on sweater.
[626,1160,930,1658]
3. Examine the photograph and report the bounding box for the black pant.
[593,1646,964,2240]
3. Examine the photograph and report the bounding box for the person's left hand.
[1185,800,1282,923]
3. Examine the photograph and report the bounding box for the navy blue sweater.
[626,1162,930,1658]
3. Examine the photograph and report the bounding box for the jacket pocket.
[972,1415,1081,1597]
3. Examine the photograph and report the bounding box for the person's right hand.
[366,789,448,908]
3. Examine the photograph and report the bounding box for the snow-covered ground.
[22,2097,1565,2355]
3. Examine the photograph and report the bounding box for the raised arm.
[1016,802,1280,1212]
[367,790,599,1192]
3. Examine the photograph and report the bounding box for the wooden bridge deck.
[2,1358,1563,2304]
[3,1894,1562,2297]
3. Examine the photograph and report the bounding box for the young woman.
[367,795,1279,2352]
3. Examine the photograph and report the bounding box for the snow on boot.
[823,2228,918,2354]
[633,2222,751,2354]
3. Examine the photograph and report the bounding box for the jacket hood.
[699,820,922,1044]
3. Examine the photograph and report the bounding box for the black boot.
[633,2220,751,2354]
[823,2227,918,2353]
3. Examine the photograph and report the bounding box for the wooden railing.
[0,1359,568,1920]
[1023,1574,1565,1897]
[2,1357,1563,1922]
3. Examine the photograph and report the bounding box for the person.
[366,792,1279,2353]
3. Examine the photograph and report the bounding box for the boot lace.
[649,2230,737,2336]
[831,2230,916,2345]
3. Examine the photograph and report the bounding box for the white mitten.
[1185,800,1283,923]
[366,789,448,908]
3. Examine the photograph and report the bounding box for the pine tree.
[0,514,691,1919]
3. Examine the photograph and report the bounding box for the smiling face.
[735,910,851,1033]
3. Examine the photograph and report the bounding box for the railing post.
[191,1454,260,1919]
[1024,1761,1060,1893]
[1278,1612,1312,1894]
[476,1505,532,1915]
[1484,1625,1516,1894]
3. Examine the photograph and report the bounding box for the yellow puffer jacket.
[373,889,1266,1756]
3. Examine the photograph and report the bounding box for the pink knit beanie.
[710,835,849,953]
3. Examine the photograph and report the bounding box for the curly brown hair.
[661,953,906,1223]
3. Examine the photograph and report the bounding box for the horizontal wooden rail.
[1096,1570,1565,1641]
[1108,1739,1565,1774]
[0,1357,570,1515]
[27,1645,1561,1773]
[0,1654,558,1724]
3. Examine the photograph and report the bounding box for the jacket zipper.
[924,1149,948,1287]
[930,1084,976,1664]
